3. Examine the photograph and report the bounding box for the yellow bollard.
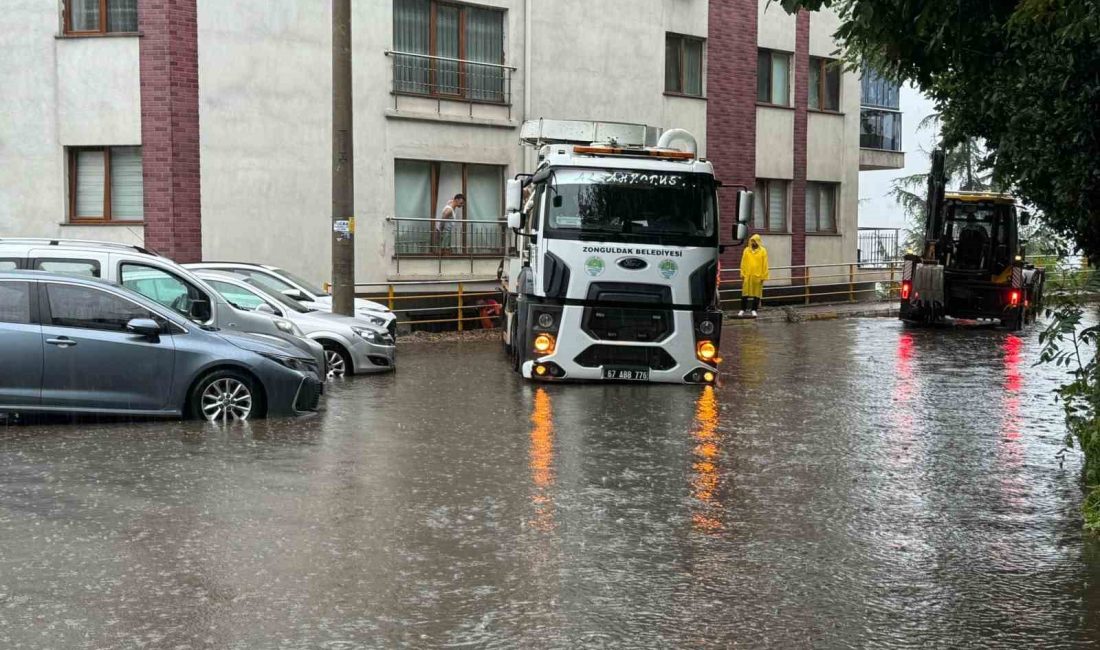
[849,264,855,302]
[457,283,464,332]
[388,284,395,311]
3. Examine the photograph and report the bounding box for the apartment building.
[0,0,903,289]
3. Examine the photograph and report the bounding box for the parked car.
[0,239,327,372]
[0,271,323,420]
[183,262,397,335]
[195,270,396,377]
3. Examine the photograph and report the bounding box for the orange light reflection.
[529,388,556,531]
[690,386,723,533]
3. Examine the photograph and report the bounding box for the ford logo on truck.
[617,257,648,271]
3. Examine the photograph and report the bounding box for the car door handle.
[46,337,76,347]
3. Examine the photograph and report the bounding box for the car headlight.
[356,313,387,327]
[259,351,314,372]
[275,318,303,336]
[351,326,384,343]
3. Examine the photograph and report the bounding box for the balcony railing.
[860,107,903,152]
[389,217,507,275]
[385,50,515,107]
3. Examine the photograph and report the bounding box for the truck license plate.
[603,368,650,381]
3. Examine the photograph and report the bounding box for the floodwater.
[2,318,1099,648]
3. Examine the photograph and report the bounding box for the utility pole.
[331,0,355,315]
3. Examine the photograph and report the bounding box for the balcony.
[385,51,516,123]
[389,217,507,276]
[859,68,905,171]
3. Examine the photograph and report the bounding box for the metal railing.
[720,261,904,306]
[352,256,1088,334]
[857,228,902,268]
[385,50,515,115]
[388,216,508,275]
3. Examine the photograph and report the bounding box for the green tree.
[778,0,1100,260]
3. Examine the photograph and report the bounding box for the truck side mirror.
[507,212,522,230]
[505,179,523,214]
[733,190,753,241]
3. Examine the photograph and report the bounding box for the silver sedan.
[195,270,396,378]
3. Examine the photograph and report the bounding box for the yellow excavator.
[899,150,1045,330]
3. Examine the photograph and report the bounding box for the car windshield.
[545,169,717,245]
[270,268,326,296]
[242,278,312,313]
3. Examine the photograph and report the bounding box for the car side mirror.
[256,303,276,315]
[281,289,307,301]
[126,318,162,340]
[505,179,523,213]
[189,299,211,322]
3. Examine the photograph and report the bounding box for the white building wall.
[0,1,144,246]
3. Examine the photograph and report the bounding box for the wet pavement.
[2,318,1100,648]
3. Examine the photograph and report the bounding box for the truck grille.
[582,282,673,342]
[574,345,677,371]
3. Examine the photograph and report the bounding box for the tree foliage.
[778,0,1100,260]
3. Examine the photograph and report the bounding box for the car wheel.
[323,343,352,379]
[190,370,261,422]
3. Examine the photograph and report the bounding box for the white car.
[195,270,396,377]
[184,262,396,335]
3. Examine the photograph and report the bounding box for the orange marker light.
[534,334,555,354]
[696,340,717,362]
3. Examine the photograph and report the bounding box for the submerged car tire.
[323,342,353,379]
[189,369,264,422]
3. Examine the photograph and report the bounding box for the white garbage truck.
[500,119,751,384]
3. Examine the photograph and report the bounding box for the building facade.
[0,0,902,289]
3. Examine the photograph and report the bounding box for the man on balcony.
[436,193,465,255]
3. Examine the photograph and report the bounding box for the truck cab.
[501,120,750,384]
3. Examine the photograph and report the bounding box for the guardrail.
[354,257,1087,332]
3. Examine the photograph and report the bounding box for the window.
[809,57,840,111]
[33,259,100,277]
[64,0,138,35]
[68,147,144,222]
[0,260,19,271]
[757,49,791,106]
[46,283,153,332]
[119,263,211,322]
[207,280,273,313]
[393,159,503,256]
[0,282,32,325]
[665,34,704,97]
[806,182,838,233]
[861,67,900,110]
[754,180,789,233]
[393,0,506,102]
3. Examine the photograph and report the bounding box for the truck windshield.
[545,169,717,246]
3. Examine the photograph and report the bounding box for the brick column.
[706,0,758,272]
[139,0,201,262]
[791,10,810,272]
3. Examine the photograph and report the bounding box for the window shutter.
[75,150,106,218]
[110,147,144,221]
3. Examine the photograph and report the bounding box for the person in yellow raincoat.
[739,234,769,317]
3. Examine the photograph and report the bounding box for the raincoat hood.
[749,234,764,249]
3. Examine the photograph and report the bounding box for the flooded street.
[2,317,1100,648]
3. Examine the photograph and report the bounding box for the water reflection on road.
[2,318,1100,648]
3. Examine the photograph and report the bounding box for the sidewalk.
[724,300,898,324]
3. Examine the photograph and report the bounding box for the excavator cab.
[941,196,1017,278]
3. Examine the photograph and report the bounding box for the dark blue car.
[0,271,323,420]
